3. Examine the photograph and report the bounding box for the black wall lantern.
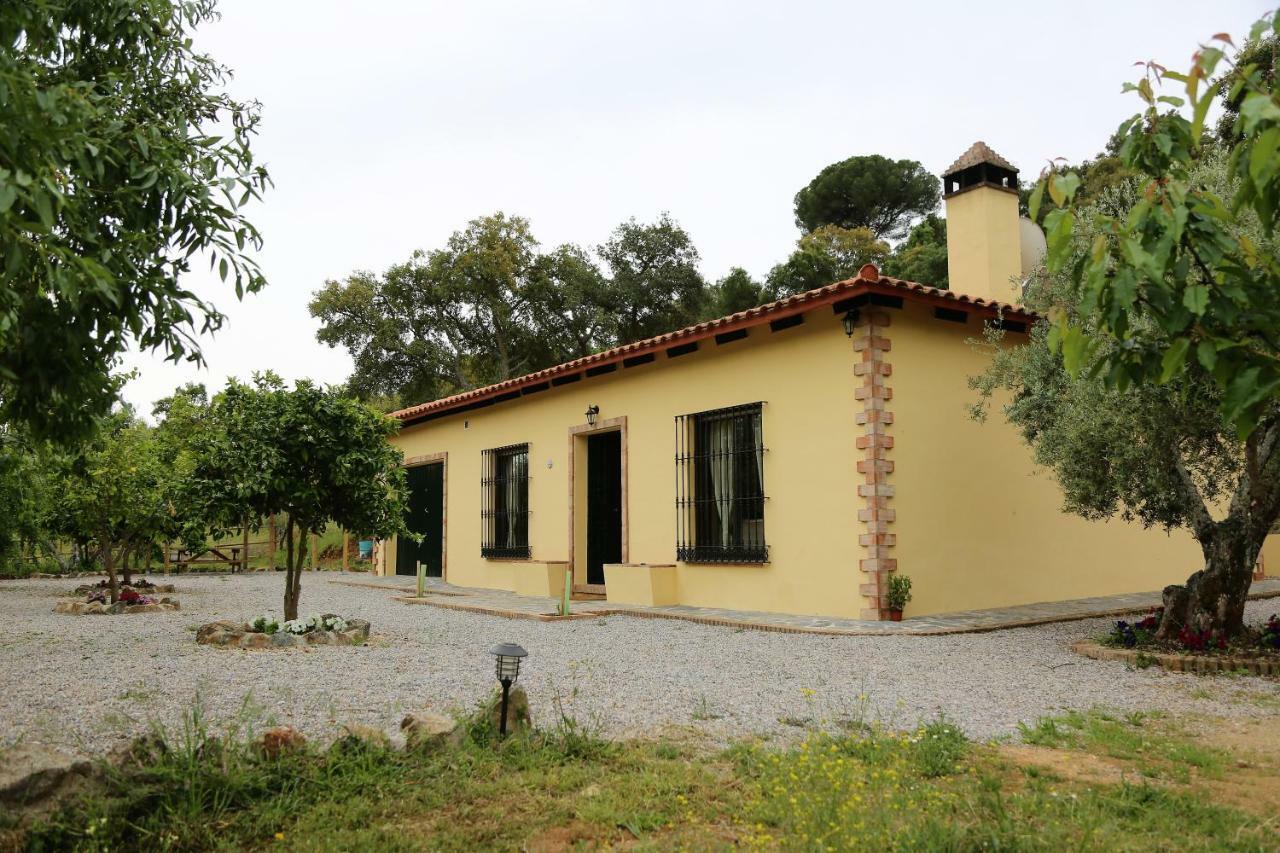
[585,404,599,426]
[490,642,528,736]
[842,308,860,338]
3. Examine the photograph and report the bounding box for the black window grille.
[481,443,530,559]
[675,402,768,563]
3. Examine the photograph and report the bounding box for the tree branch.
[1173,454,1216,541]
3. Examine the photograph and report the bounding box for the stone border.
[853,296,896,620]
[397,595,603,621]
[1071,639,1280,676]
[54,598,181,615]
[196,618,371,649]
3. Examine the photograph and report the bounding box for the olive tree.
[978,12,1280,639]
[189,375,408,620]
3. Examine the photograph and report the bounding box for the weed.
[913,715,968,777]
[691,695,721,722]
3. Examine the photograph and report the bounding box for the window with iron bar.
[481,443,530,558]
[674,402,767,563]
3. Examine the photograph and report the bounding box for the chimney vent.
[942,141,1024,304]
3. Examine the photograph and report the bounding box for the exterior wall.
[1260,534,1280,578]
[888,300,1204,617]
[944,186,1022,305]
[388,309,869,618]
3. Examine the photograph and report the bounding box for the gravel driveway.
[2,574,1278,755]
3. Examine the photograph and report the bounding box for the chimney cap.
[942,141,1017,178]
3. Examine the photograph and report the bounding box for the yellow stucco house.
[382,142,1272,620]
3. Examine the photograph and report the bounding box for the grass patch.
[1018,709,1228,782]
[18,706,1273,851]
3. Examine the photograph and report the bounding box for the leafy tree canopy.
[0,0,269,443]
[187,373,408,619]
[793,155,940,239]
[311,213,706,407]
[706,267,772,317]
[48,410,167,600]
[767,225,889,298]
[596,213,707,343]
[979,11,1280,639]
[881,215,949,287]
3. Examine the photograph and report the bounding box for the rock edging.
[54,598,181,615]
[1071,639,1280,676]
[196,618,370,649]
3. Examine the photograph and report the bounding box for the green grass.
[1018,709,1228,782]
[14,701,1272,852]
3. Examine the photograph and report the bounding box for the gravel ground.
[2,574,1278,755]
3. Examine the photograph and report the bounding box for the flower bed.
[73,579,176,596]
[1073,609,1280,675]
[54,589,181,615]
[196,614,370,649]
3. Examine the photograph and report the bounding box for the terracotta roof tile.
[943,141,1018,177]
[391,264,1037,424]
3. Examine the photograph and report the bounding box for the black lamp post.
[585,404,599,426]
[842,308,860,338]
[490,642,527,736]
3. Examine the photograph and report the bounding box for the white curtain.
[504,452,524,547]
[707,419,735,545]
[750,413,763,497]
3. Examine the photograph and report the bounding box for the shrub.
[886,574,912,611]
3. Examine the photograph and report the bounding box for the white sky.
[120,0,1271,416]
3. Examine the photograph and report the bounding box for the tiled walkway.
[330,575,1280,637]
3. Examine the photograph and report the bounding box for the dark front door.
[585,431,622,586]
[397,462,444,577]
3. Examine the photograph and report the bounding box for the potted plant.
[886,574,912,621]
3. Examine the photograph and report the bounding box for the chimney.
[941,142,1024,304]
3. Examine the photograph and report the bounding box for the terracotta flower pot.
[888,609,903,622]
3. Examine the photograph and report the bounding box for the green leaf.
[1043,209,1074,271]
[1159,338,1189,382]
[1182,285,1209,316]
[1195,339,1218,371]
[1249,127,1280,187]
[1028,180,1045,222]
[1060,323,1092,376]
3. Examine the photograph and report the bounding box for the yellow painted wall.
[1259,534,1280,578]
[888,300,1204,616]
[945,186,1022,305]
[388,310,868,618]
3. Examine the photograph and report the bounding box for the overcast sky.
[119,0,1271,415]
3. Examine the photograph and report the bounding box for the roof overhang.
[391,264,1038,427]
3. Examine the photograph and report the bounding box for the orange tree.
[188,374,408,620]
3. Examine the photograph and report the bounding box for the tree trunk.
[283,515,305,621]
[103,543,119,604]
[1156,521,1261,641]
[121,545,133,587]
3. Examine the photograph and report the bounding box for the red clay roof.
[943,141,1018,177]
[390,264,1037,425]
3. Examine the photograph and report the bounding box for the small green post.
[560,565,572,616]
[416,560,425,599]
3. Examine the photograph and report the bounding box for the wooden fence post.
[268,515,277,570]
[342,530,349,572]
